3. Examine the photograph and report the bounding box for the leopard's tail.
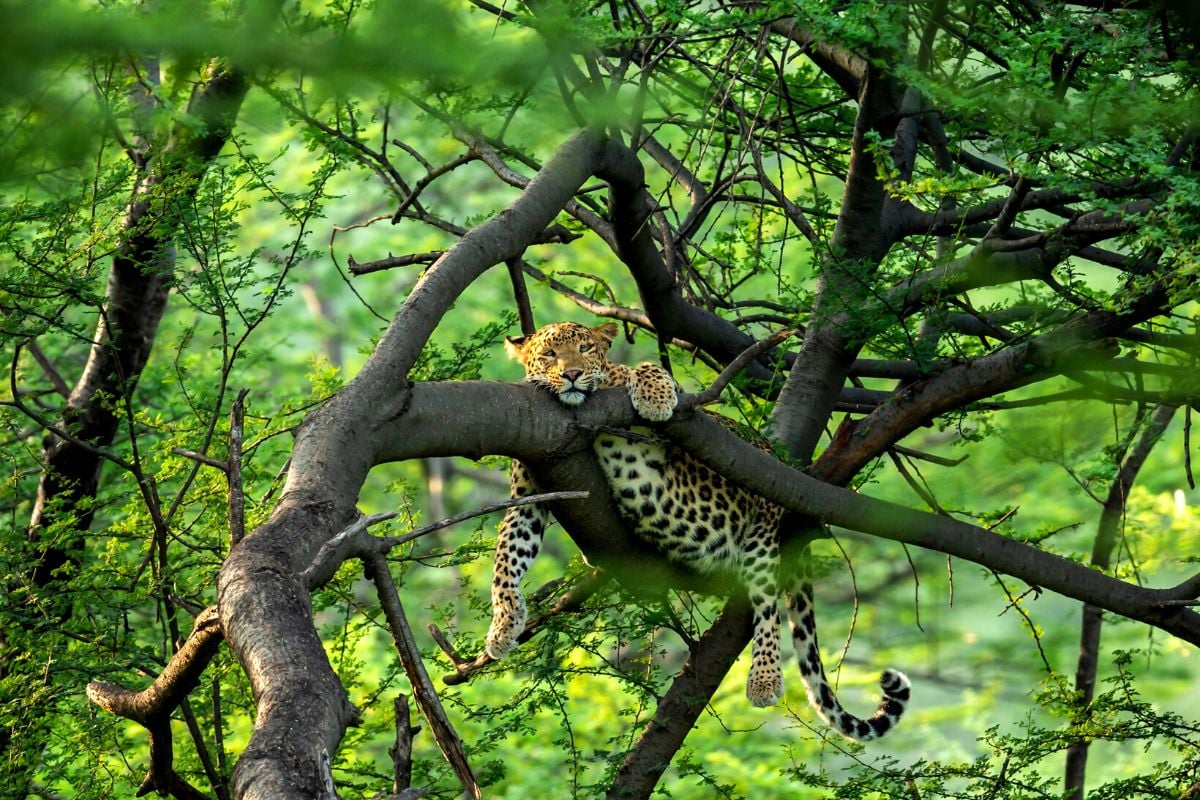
[786,579,910,741]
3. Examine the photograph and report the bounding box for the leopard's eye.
[540,349,556,360]
[579,343,594,353]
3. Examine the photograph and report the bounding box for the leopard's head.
[505,321,617,407]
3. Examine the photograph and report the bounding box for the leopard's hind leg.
[738,518,785,707]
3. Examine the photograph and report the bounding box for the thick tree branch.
[217,129,615,799]
[606,599,753,800]
[770,64,900,463]
[656,408,1200,644]
[599,140,775,377]
[766,17,868,99]
[370,381,1200,647]
[812,298,1170,485]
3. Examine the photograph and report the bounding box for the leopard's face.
[506,322,618,407]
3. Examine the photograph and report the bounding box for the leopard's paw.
[746,664,784,707]
[628,362,677,421]
[485,593,527,660]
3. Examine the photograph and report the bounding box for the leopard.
[485,320,910,741]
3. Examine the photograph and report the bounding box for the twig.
[375,490,589,552]
[25,340,71,398]
[390,151,477,222]
[427,624,470,669]
[678,328,796,410]
[888,450,946,515]
[228,389,247,545]
[991,571,1052,674]
[891,444,968,467]
[171,447,229,472]
[302,511,399,590]
[348,251,444,275]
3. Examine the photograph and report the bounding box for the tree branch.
[217,128,615,799]
[606,599,753,800]
[1065,403,1177,800]
[365,554,482,800]
[370,381,1200,647]
[769,63,901,463]
[86,607,225,797]
[656,408,1200,644]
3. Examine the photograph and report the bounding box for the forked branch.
[86,606,224,798]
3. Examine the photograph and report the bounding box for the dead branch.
[228,390,247,546]
[389,150,477,222]
[376,491,588,551]
[348,251,443,275]
[365,553,481,800]
[172,448,229,471]
[25,340,71,398]
[301,511,399,590]
[388,695,425,798]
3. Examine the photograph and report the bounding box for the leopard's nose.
[561,369,583,383]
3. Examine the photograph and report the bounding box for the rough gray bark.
[769,66,901,464]
[218,129,614,798]
[372,383,1200,645]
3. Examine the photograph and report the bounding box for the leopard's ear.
[504,335,528,363]
[591,322,619,348]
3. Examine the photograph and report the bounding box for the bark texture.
[218,130,615,798]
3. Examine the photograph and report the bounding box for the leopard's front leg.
[486,462,550,660]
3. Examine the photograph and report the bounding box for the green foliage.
[784,663,1200,800]
[2,0,1199,798]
